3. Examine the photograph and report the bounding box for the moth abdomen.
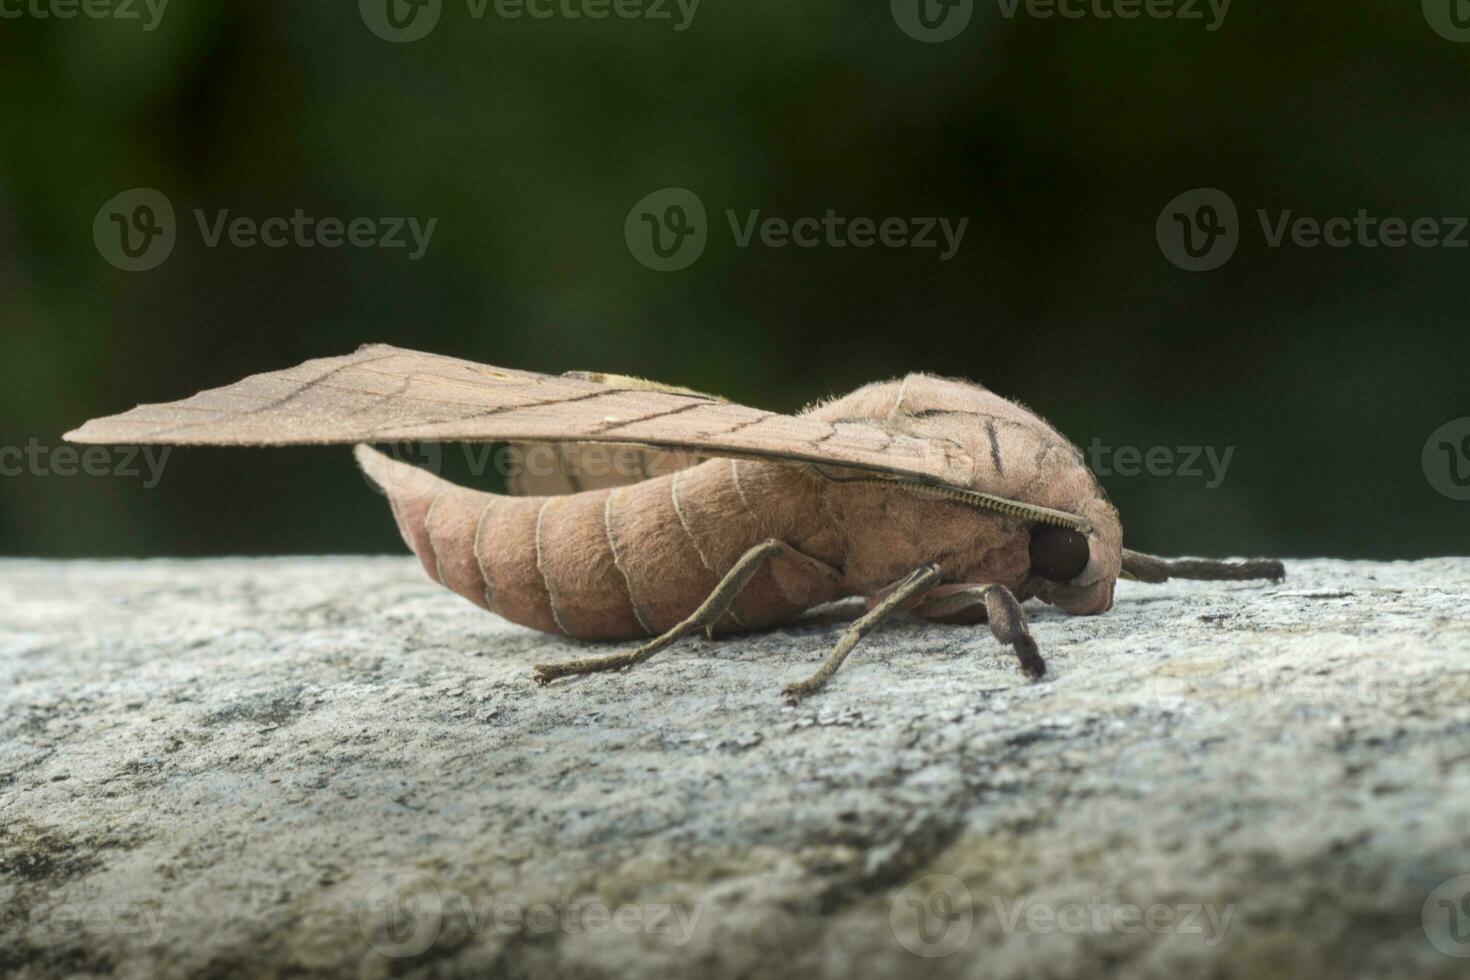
[356,446,557,634]
[356,446,844,643]
[533,487,649,640]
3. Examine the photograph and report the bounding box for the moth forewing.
[63,344,976,489]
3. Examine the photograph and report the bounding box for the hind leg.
[533,539,836,684]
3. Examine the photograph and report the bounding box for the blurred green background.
[1,1,1467,559]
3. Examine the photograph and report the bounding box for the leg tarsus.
[782,564,942,704]
[979,584,1045,681]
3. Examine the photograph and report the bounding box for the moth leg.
[913,584,1046,681]
[533,538,799,684]
[782,563,942,704]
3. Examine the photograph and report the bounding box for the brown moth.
[66,344,1284,701]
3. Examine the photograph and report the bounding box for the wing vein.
[591,401,705,434]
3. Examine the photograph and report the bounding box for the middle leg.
[781,563,943,703]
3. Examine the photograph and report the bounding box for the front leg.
[914,584,1046,680]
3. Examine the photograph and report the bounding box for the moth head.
[1025,511,1121,615]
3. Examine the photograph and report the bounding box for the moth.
[67,344,1284,701]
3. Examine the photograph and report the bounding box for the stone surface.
[2,556,1469,979]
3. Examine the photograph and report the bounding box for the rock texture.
[2,557,1469,979]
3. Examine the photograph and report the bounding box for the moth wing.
[502,442,699,495]
[64,344,974,486]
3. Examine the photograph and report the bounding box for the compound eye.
[1029,526,1090,582]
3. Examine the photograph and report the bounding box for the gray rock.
[2,557,1469,979]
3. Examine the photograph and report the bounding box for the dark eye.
[1029,526,1090,582]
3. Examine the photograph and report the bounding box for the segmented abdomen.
[358,447,844,641]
